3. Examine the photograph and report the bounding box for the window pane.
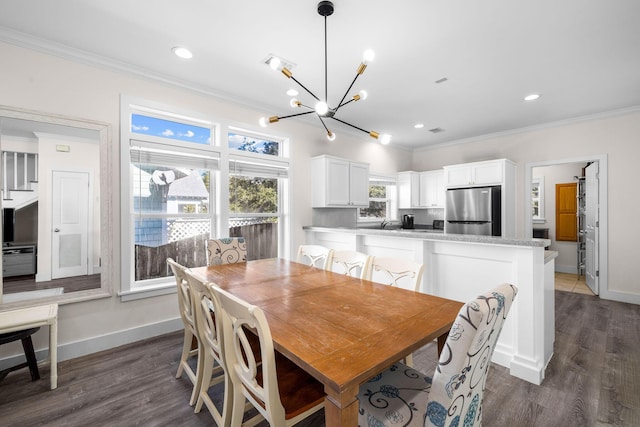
[132,113,211,145]
[132,166,210,214]
[228,132,279,156]
[134,217,211,281]
[360,201,387,218]
[229,175,277,213]
[369,184,386,198]
[229,217,278,261]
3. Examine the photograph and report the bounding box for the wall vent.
[429,127,445,133]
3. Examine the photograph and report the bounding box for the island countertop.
[303,225,550,248]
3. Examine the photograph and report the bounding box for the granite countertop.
[303,225,551,248]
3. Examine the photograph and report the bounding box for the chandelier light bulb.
[359,90,368,100]
[362,49,375,64]
[380,134,392,145]
[290,98,301,108]
[259,117,268,127]
[327,131,336,141]
[315,101,329,116]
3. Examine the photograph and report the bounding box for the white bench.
[0,304,59,389]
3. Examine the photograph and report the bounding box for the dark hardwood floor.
[2,274,101,294]
[0,290,638,426]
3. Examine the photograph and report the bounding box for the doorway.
[525,155,608,298]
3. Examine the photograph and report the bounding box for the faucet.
[380,219,390,229]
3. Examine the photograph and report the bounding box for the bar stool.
[0,327,41,382]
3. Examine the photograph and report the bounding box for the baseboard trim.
[0,317,183,371]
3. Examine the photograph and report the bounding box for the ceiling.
[1,0,639,150]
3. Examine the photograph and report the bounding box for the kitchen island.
[303,225,556,385]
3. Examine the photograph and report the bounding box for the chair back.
[296,244,333,269]
[211,286,286,424]
[364,256,425,291]
[206,237,247,266]
[185,272,225,370]
[330,250,371,279]
[167,258,196,334]
[425,283,518,427]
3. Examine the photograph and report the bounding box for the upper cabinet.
[312,155,369,208]
[444,159,514,188]
[419,170,445,208]
[397,170,445,209]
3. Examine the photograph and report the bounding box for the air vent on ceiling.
[429,127,445,133]
[262,54,296,71]
[435,77,448,84]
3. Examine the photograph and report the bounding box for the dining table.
[190,258,463,427]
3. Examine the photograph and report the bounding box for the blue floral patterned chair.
[206,237,247,266]
[357,283,518,427]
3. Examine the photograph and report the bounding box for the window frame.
[120,98,291,300]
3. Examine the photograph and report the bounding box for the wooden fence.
[135,222,277,281]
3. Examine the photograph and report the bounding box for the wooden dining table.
[190,258,463,427]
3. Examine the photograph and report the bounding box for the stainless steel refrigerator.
[445,186,501,236]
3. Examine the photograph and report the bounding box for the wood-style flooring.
[0,290,638,426]
[2,274,101,295]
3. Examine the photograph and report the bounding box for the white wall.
[411,109,640,299]
[0,42,411,361]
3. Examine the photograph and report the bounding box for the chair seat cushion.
[358,362,432,427]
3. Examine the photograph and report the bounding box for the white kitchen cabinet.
[312,155,369,207]
[397,171,420,209]
[419,170,445,208]
[444,159,512,188]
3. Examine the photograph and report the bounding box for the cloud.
[162,129,175,137]
[183,130,195,138]
[132,125,149,131]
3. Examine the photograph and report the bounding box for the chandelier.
[259,1,391,145]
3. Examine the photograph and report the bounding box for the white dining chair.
[296,244,333,269]
[167,258,200,406]
[211,286,326,427]
[329,250,371,279]
[364,256,425,292]
[358,284,518,427]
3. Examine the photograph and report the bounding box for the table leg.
[324,386,359,427]
[49,319,58,390]
[437,332,449,357]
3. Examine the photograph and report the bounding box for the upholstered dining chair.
[357,283,518,427]
[206,237,247,266]
[364,256,425,292]
[167,258,200,406]
[329,250,371,279]
[296,244,333,269]
[211,286,326,427]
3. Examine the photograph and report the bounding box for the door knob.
[54,228,60,232]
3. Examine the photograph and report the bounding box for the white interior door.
[52,171,89,279]
[585,162,599,294]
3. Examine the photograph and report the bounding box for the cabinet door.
[398,172,419,208]
[444,165,472,187]
[420,171,446,208]
[556,183,577,241]
[349,162,370,207]
[326,158,351,206]
[472,162,503,185]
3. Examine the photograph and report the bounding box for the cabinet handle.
[54,228,60,232]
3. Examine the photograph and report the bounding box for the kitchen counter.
[304,225,555,385]
[303,225,551,248]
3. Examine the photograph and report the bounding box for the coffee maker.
[402,214,414,229]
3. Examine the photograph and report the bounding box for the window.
[121,101,291,299]
[359,175,397,221]
[121,100,219,298]
[228,128,289,261]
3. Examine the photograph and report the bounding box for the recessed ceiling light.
[172,46,193,59]
[286,89,299,97]
[524,93,541,101]
[414,123,425,129]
